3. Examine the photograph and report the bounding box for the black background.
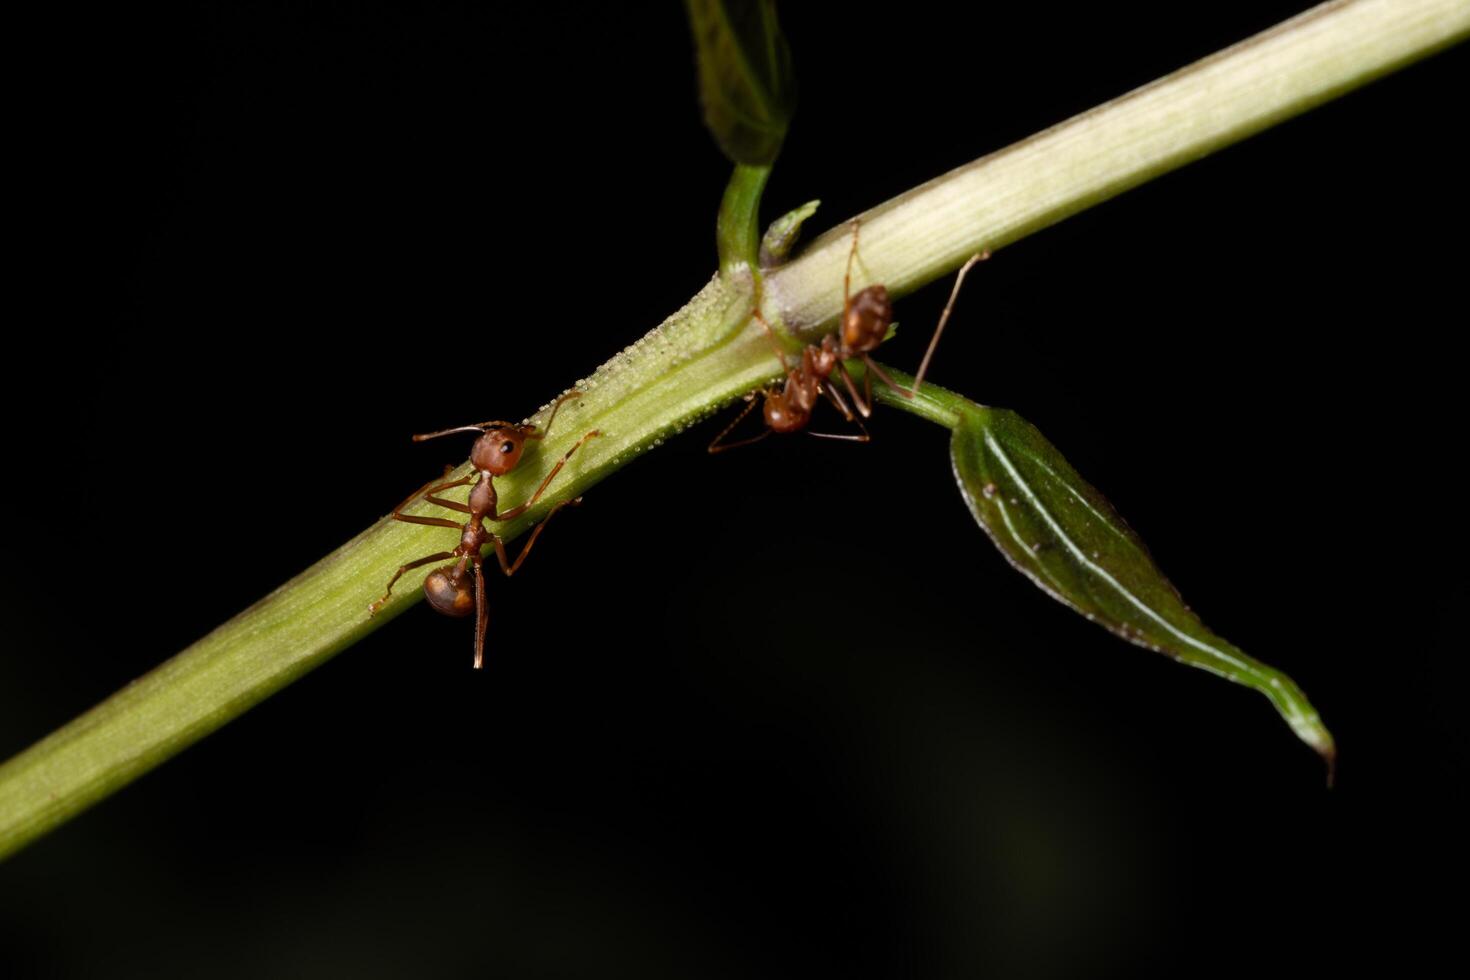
[5,2,1467,977]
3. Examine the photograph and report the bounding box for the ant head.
[470,425,533,476]
[841,285,893,354]
[424,565,475,618]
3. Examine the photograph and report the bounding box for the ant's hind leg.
[490,497,584,577]
[369,551,455,615]
[389,514,463,530]
[862,355,907,399]
[472,558,488,669]
[911,251,988,394]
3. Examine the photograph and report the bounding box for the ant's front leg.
[491,430,601,522]
[911,251,988,394]
[861,355,906,401]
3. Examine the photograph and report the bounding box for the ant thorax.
[468,475,498,518]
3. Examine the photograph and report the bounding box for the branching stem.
[2,0,1464,860]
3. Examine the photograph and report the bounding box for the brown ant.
[369,392,600,669]
[709,221,986,451]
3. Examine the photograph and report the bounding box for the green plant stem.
[2,0,1464,860]
[718,163,772,276]
[764,0,1470,335]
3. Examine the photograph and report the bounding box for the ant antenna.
[530,391,582,441]
[412,422,514,442]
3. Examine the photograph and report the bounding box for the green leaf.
[684,0,795,166]
[759,198,820,268]
[950,403,1335,777]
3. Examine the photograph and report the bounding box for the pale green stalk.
[2,0,1465,860]
[767,0,1470,329]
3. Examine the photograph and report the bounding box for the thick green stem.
[764,0,1470,335]
[2,0,1464,859]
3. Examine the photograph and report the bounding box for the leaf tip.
[1281,703,1336,787]
[759,199,820,267]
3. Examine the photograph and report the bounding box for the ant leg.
[472,556,488,669]
[709,427,774,453]
[911,251,987,394]
[389,514,463,530]
[752,308,792,373]
[843,219,861,316]
[421,474,476,514]
[862,355,907,397]
[421,492,471,514]
[809,377,871,442]
[369,551,455,615]
[489,497,584,577]
[808,414,871,443]
[708,393,767,453]
[386,466,471,517]
[491,430,602,522]
[818,379,856,422]
[834,360,874,418]
[417,470,473,517]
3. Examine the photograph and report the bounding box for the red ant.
[710,221,986,451]
[369,392,600,669]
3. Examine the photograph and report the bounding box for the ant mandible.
[369,392,601,669]
[709,220,986,451]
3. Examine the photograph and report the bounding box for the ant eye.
[501,441,516,455]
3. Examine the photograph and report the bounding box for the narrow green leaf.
[684,0,795,166]
[759,198,820,268]
[950,403,1335,776]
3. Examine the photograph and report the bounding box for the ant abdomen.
[424,566,475,618]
